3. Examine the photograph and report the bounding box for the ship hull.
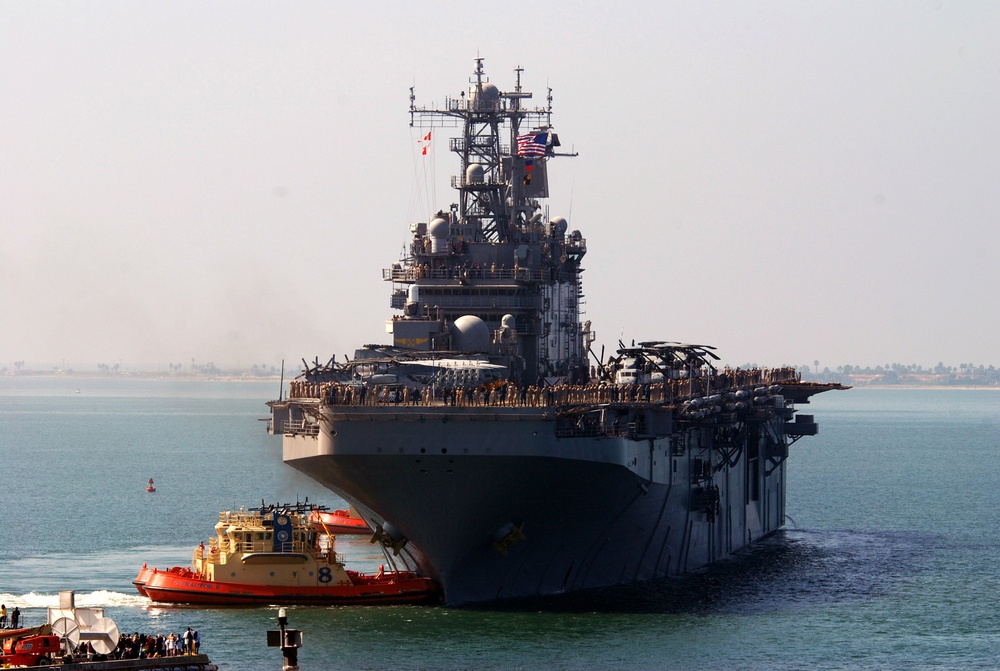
[281,406,787,604]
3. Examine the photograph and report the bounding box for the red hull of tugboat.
[137,566,439,606]
[133,564,155,596]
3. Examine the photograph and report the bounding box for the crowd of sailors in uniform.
[287,367,800,408]
[76,627,201,660]
[389,255,572,283]
[116,628,200,659]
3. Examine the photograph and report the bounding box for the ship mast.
[399,58,589,384]
[409,57,552,245]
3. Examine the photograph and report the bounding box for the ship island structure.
[268,59,842,605]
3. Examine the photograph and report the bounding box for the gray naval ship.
[268,59,843,605]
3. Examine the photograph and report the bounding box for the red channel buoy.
[146,478,156,492]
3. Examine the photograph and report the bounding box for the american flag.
[516,132,548,157]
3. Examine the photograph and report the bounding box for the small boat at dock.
[134,501,438,606]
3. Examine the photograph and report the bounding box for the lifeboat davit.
[134,501,438,606]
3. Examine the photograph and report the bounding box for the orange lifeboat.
[132,562,155,596]
[309,505,370,534]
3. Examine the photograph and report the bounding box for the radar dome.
[429,217,449,238]
[471,82,500,110]
[550,217,568,238]
[429,218,450,253]
[501,314,516,330]
[451,315,490,352]
[466,163,485,184]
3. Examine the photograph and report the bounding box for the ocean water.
[1,377,998,670]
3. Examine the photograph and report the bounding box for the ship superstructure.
[379,58,589,385]
[268,60,843,604]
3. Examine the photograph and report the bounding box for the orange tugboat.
[134,501,438,606]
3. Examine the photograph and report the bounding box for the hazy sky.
[3,1,998,371]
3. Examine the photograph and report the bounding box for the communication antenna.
[278,359,284,401]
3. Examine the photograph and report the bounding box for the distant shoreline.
[1,372,283,382]
[844,384,1000,391]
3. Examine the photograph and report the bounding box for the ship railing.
[384,266,549,283]
[447,137,512,154]
[389,295,542,311]
[219,510,263,526]
[314,547,347,565]
[282,419,319,437]
[230,539,311,555]
[554,419,636,439]
[308,368,801,409]
[451,174,511,189]
[438,94,551,120]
